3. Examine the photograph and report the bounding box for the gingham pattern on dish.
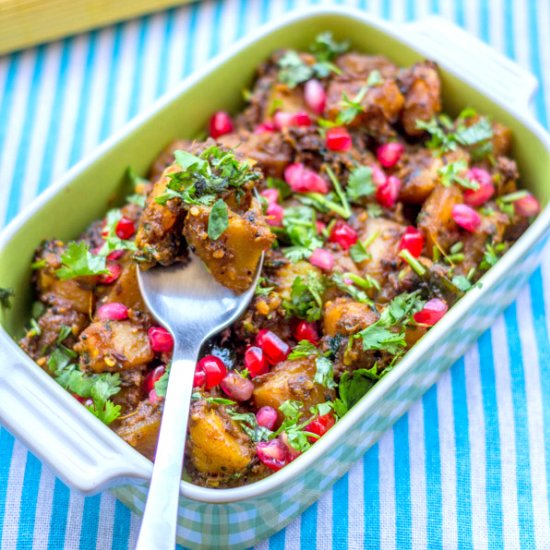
[0,1,549,549]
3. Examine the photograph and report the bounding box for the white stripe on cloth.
[464,345,488,550]
[408,401,427,550]
[515,288,550,548]
[437,370,458,550]
[491,316,521,550]
[378,429,395,550]
[0,443,27,549]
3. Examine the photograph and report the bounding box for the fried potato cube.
[75,320,153,373]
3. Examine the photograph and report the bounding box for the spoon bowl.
[135,252,262,550]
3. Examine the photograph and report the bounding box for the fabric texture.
[0,0,548,548]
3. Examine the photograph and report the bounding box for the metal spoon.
[135,252,262,550]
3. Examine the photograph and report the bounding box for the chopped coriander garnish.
[56,242,109,280]
[154,364,171,398]
[438,160,479,190]
[155,146,260,207]
[366,69,383,87]
[97,209,138,256]
[281,206,323,262]
[349,241,370,263]
[399,249,426,277]
[283,272,325,321]
[289,340,320,360]
[314,356,337,389]
[337,86,368,125]
[207,199,229,240]
[330,272,373,305]
[267,177,292,200]
[416,108,493,157]
[255,276,275,297]
[353,291,423,354]
[346,166,376,203]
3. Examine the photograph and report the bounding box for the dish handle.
[0,336,152,494]
[405,16,538,116]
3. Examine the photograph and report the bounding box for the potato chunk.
[104,262,146,311]
[187,400,254,478]
[183,200,274,292]
[400,61,442,136]
[417,184,463,255]
[323,297,378,336]
[253,357,334,419]
[75,320,153,373]
[115,401,161,461]
[135,164,187,267]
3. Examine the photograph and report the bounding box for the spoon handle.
[135,347,198,550]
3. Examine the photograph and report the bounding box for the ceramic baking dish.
[1,6,549,549]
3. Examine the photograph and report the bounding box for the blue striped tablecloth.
[0,0,548,548]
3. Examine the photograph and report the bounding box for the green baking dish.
[0,7,549,549]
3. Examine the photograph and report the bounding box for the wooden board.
[0,0,195,55]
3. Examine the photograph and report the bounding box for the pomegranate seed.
[293,112,312,126]
[148,326,174,353]
[376,142,404,168]
[97,302,128,321]
[72,393,85,403]
[143,365,166,394]
[399,226,425,258]
[107,249,124,261]
[99,262,121,284]
[256,406,279,430]
[280,432,301,460]
[328,220,358,250]
[259,330,290,365]
[452,204,481,232]
[244,346,269,378]
[316,220,326,234]
[256,438,290,471]
[309,248,334,271]
[209,111,233,138]
[326,127,352,152]
[254,121,276,134]
[261,188,279,204]
[273,111,311,129]
[221,372,254,401]
[284,163,329,194]
[305,413,336,443]
[255,329,269,347]
[376,175,401,208]
[304,79,326,114]
[371,164,387,186]
[413,298,448,326]
[515,193,540,217]
[148,388,162,404]
[463,168,495,207]
[293,320,319,344]
[266,202,284,227]
[115,216,136,240]
[197,355,227,389]
[193,369,206,388]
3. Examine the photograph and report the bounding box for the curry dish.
[19,33,540,487]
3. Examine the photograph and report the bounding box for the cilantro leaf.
[154,365,170,398]
[334,369,378,416]
[283,272,325,322]
[358,325,406,354]
[314,356,337,389]
[0,287,14,309]
[289,340,320,360]
[281,206,323,261]
[208,199,229,240]
[56,242,109,280]
[346,166,375,202]
[155,146,260,206]
[330,272,372,304]
[278,51,313,88]
[438,160,479,190]
[349,241,370,263]
[366,69,383,86]
[309,32,349,62]
[97,209,138,256]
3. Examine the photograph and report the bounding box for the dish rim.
[0,5,549,504]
